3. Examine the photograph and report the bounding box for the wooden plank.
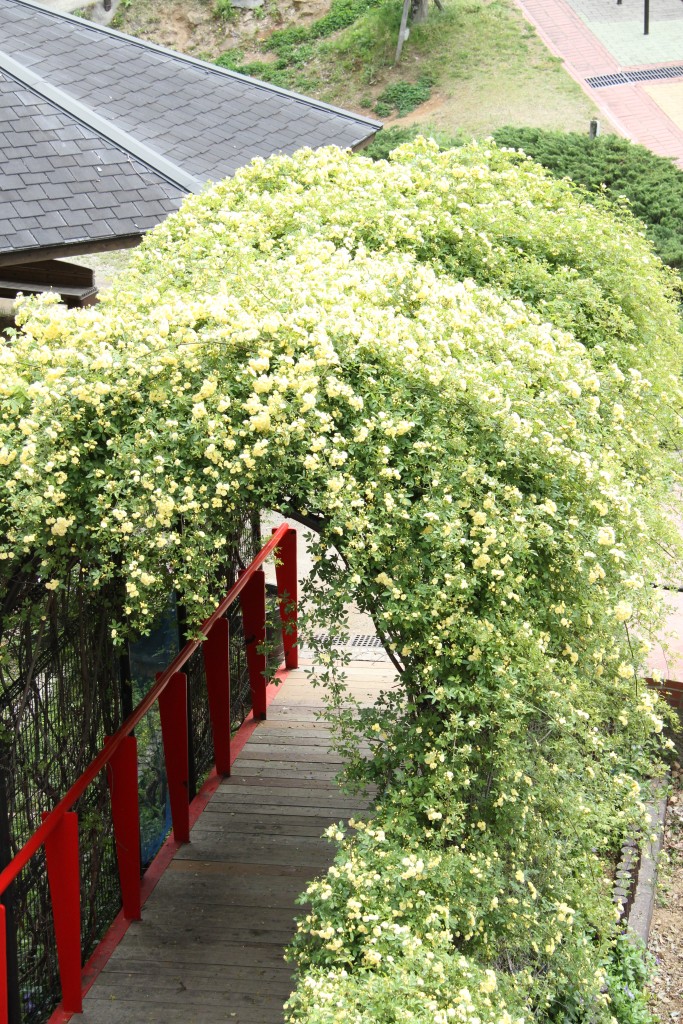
[189,818,344,838]
[236,745,344,761]
[135,913,301,937]
[211,784,368,805]
[229,758,343,772]
[229,765,340,780]
[89,981,289,1007]
[108,938,294,969]
[151,873,309,906]
[80,997,286,1023]
[201,797,364,815]
[174,841,334,867]
[102,958,294,985]
[224,774,351,791]
[78,659,388,1023]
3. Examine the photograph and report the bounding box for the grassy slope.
[304,0,600,136]
[114,0,600,138]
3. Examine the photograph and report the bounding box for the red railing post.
[202,617,232,776]
[106,735,141,920]
[239,568,267,720]
[272,526,298,670]
[43,811,82,1013]
[158,671,190,844]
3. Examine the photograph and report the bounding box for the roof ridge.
[0,48,202,193]
[3,0,382,130]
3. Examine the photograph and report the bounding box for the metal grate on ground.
[312,632,385,649]
[587,65,683,88]
[299,632,390,662]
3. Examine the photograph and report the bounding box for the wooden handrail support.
[0,522,297,1022]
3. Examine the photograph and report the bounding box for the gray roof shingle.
[0,0,380,263]
[0,70,184,257]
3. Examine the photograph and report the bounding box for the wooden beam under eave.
[0,235,143,269]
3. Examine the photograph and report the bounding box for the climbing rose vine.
[2,139,683,1021]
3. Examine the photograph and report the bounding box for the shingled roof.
[0,0,381,266]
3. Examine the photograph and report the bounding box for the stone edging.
[616,780,669,945]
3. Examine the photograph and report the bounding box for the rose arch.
[2,139,682,1022]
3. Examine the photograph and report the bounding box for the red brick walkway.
[512,0,683,165]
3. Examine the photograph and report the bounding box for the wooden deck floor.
[77,660,394,1024]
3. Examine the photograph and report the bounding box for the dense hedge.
[2,140,682,1022]
[492,127,683,270]
[367,126,683,272]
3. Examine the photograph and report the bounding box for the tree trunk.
[411,0,429,24]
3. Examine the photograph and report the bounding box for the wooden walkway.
[76,659,393,1024]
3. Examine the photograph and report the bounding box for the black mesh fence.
[0,574,123,1024]
[0,512,287,1023]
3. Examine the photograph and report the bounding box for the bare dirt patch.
[115,0,331,59]
[649,759,683,1022]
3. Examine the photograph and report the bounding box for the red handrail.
[0,521,290,900]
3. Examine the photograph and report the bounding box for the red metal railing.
[0,523,299,1023]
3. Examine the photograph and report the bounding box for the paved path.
[74,658,392,1024]
[513,0,683,163]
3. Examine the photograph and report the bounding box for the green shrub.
[493,126,683,269]
[214,48,244,71]
[604,936,658,1024]
[213,0,235,21]
[374,75,434,117]
[363,124,464,160]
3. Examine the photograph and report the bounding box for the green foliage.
[374,75,433,117]
[213,0,235,20]
[363,124,463,160]
[492,126,683,270]
[3,140,682,1022]
[215,0,386,86]
[265,0,383,50]
[604,936,658,1024]
[109,0,131,28]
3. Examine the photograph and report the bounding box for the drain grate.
[587,65,683,88]
[311,632,385,649]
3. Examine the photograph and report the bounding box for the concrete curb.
[618,780,669,946]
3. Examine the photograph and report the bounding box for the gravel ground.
[649,754,683,1021]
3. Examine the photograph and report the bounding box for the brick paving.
[512,0,683,164]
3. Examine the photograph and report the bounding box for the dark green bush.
[493,127,683,269]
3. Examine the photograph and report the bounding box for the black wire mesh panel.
[129,512,266,861]
[0,511,286,1022]
[0,574,123,1024]
[186,516,285,799]
[127,599,178,868]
